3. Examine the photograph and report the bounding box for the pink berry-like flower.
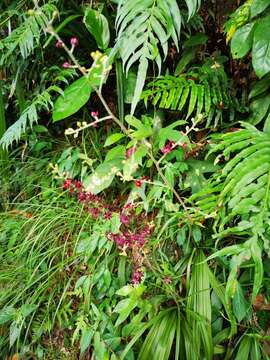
[125,147,136,159]
[91,111,99,117]
[62,62,71,69]
[73,180,82,189]
[182,142,187,150]
[134,179,142,188]
[132,267,144,284]
[89,207,100,219]
[104,210,112,220]
[63,179,72,190]
[70,37,79,47]
[120,213,129,226]
[55,40,63,48]
[78,192,86,202]
[161,140,176,154]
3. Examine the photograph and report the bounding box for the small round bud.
[91,111,99,117]
[70,37,79,47]
[55,40,63,48]
[62,62,71,68]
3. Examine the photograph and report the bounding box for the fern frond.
[190,124,270,303]
[0,3,57,65]
[0,86,62,149]
[115,0,201,114]
[142,68,239,124]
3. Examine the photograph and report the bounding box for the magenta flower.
[120,213,129,226]
[63,179,72,190]
[78,192,86,202]
[91,111,99,117]
[134,179,142,188]
[70,37,79,47]
[62,62,71,69]
[89,207,100,219]
[55,40,63,48]
[104,210,112,220]
[132,267,144,284]
[73,180,82,189]
[161,140,176,154]
[125,147,136,159]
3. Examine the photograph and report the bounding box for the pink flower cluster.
[56,37,79,68]
[63,178,153,285]
[132,267,144,284]
[108,224,151,249]
[161,140,188,155]
[63,178,109,220]
[161,140,176,154]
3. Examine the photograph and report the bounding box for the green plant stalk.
[0,79,8,166]
[116,59,124,122]
[0,78,9,210]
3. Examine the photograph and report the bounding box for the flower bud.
[56,40,63,48]
[70,37,79,47]
[62,62,71,68]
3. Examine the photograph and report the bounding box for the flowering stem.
[157,120,198,166]
[66,116,112,136]
[47,24,188,211]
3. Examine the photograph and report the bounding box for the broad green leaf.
[252,15,270,78]
[249,75,270,99]
[20,304,37,318]
[235,336,252,360]
[250,0,270,18]
[104,133,125,147]
[184,33,208,47]
[94,332,108,360]
[125,115,144,129]
[232,283,250,322]
[84,159,122,194]
[52,77,92,122]
[231,23,255,59]
[84,8,110,49]
[115,298,138,326]
[192,225,202,243]
[263,112,270,133]
[186,0,200,19]
[247,95,270,125]
[105,145,125,162]
[124,70,137,104]
[116,285,134,297]
[123,145,147,180]
[80,328,93,355]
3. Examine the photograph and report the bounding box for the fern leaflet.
[0,85,62,149]
[0,3,57,65]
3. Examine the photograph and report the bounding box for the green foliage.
[53,76,92,122]
[84,7,110,50]
[1,0,270,358]
[226,0,270,78]
[142,58,242,126]
[0,3,57,65]
[53,52,112,122]
[115,0,201,114]
[0,86,62,149]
